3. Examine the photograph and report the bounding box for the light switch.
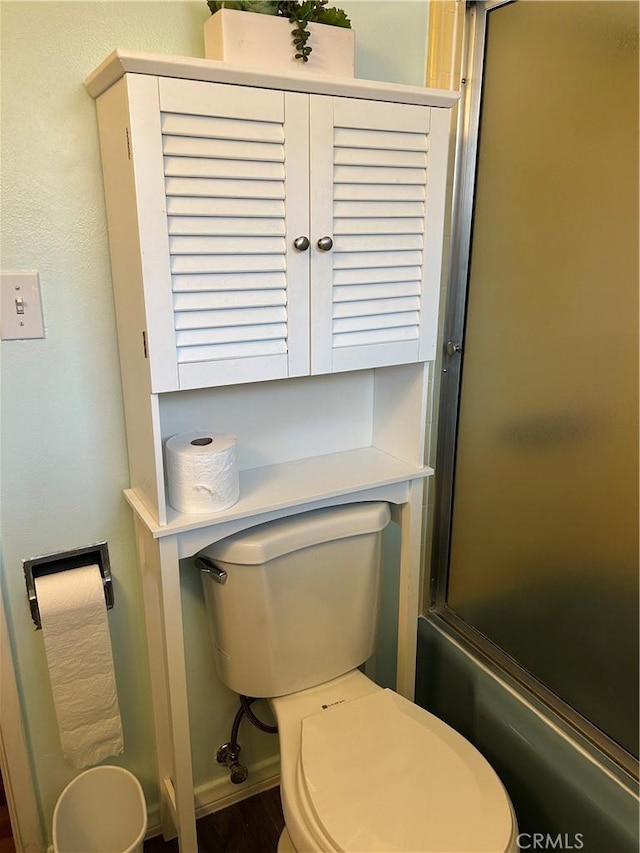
[1,271,45,340]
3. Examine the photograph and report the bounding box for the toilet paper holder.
[23,542,114,630]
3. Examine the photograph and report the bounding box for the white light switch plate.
[1,271,45,340]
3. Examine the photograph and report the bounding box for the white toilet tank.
[198,502,391,698]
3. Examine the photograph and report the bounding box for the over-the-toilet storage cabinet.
[87,51,457,851]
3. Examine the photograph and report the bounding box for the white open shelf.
[125,445,432,539]
[126,365,431,534]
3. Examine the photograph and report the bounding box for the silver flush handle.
[195,555,227,584]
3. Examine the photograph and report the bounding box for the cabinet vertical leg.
[135,519,198,851]
[394,480,425,700]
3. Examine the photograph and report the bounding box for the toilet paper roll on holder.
[23,542,114,630]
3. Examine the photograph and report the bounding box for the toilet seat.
[294,689,515,853]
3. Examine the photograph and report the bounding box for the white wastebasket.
[53,766,147,853]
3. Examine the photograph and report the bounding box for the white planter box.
[204,9,355,77]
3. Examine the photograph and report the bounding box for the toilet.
[199,502,518,853]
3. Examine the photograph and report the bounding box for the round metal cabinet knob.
[293,235,310,251]
[317,236,334,251]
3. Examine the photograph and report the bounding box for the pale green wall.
[0,0,429,841]
[342,1,430,84]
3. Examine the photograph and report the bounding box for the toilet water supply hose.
[217,695,278,784]
[239,695,279,736]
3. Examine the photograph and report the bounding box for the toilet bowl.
[271,669,518,853]
[199,502,518,853]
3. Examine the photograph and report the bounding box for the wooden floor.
[0,773,16,853]
[0,774,282,853]
[0,773,283,853]
[143,787,285,853]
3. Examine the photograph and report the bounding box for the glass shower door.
[439,0,638,761]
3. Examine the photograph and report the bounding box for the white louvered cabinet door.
[309,96,450,374]
[143,78,310,391]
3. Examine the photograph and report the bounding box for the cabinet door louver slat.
[333,250,423,271]
[165,177,285,200]
[164,156,285,181]
[175,306,287,329]
[333,234,423,253]
[333,217,424,236]
[333,127,427,152]
[174,290,286,311]
[333,165,426,186]
[333,282,421,302]
[333,296,420,318]
[334,326,419,348]
[329,116,430,361]
[176,339,287,364]
[169,236,286,255]
[163,134,284,162]
[170,254,286,274]
[162,104,290,374]
[172,272,287,292]
[334,148,426,168]
[334,184,426,202]
[176,322,288,347]
[166,197,286,218]
[168,217,286,236]
[334,200,425,219]
[333,311,419,334]
[161,113,284,144]
[333,267,423,287]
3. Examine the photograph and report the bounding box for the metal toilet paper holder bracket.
[23,542,114,630]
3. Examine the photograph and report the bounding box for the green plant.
[207,1,279,14]
[206,0,352,63]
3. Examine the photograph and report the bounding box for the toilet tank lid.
[200,502,391,565]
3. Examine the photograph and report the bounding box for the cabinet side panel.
[419,106,451,361]
[95,79,166,522]
[126,75,180,392]
[373,363,429,468]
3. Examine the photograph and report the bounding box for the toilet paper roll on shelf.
[166,431,240,514]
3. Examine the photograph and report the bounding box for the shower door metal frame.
[429,0,639,784]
